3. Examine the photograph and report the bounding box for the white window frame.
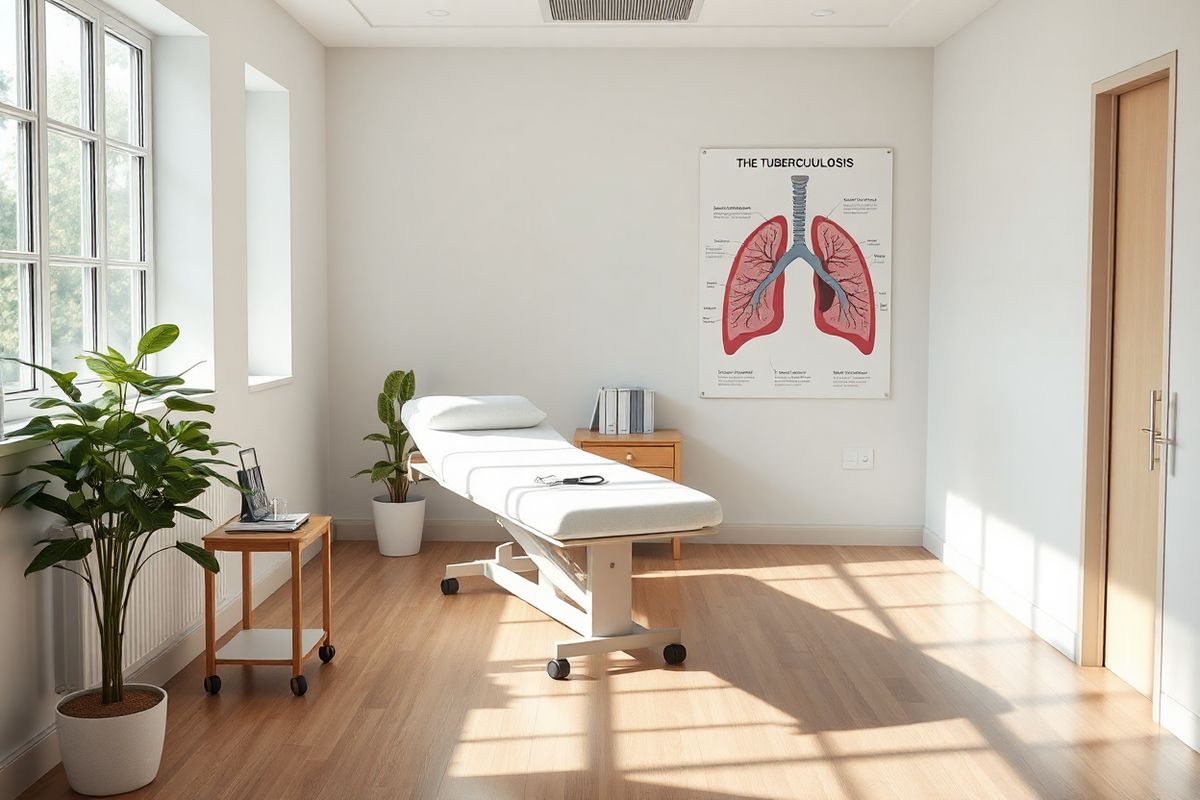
[0,0,155,421]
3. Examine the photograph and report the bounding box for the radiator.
[53,487,241,694]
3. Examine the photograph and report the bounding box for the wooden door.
[1104,77,1170,697]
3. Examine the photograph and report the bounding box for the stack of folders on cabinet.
[589,388,655,435]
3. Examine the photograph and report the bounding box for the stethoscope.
[534,474,608,487]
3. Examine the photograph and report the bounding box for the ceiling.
[273,0,1001,48]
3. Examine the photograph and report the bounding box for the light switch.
[842,447,859,470]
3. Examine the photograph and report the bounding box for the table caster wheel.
[440,578,459,595]
[319,644,336,663]
[664,643,687,665]
[547,659,571,680]
[203,675,221,695]
[290,676,308,696]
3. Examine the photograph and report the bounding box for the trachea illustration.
[722,176,875,356]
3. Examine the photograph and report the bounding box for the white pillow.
[402,395,547,432]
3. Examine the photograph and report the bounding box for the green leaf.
[370,462,396,482]
[175,506,211,520]
[137,324,180,356]
[163,396,215,414]
[104,482,131,506]
[377,392,395,425]
[139,375,184,390]
[5,480,50,508]
[351,468,373,478]
[191,465,244,492]
[383,370,405,401]
[126,495,156,529]
[399,370,415,403]
[8,415,54,439]
[363,433,391,443]
[29,462,78,483]
[175,541,219,573]
[85,349,130,369]
[28,492,82,522]
[25,537,93,576]
[4,359,83,402]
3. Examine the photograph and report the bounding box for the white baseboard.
[335,517,503,542]
[922,527,1077,661]
[1160,692,1200,754]
[0,546,320,800]
[335,518,923,547]
[704,524,923,546]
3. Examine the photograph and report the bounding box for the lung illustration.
[721,176,875,356]
[811,215,875,355]
[721,215,789,356]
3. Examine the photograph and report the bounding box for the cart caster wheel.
[203,675,221,695]
[663,644,687,665]
[290,676,308,696]
[440,578,459,595]
[547,659,571,680]
[319,644,336,663]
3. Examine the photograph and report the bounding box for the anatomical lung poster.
[698,148,893,398]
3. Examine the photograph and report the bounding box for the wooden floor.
[22,541,1200,800]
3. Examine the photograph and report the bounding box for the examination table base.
[440,518,708,679]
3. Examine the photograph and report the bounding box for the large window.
[0,0,152,400]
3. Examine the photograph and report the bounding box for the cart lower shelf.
[216,628,326,664]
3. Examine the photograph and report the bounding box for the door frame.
[1079,52,1177,718]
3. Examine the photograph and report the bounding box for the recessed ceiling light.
[427,8,450,17]
[811,9,835,17]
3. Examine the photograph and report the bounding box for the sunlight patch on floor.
[449,695,591,777]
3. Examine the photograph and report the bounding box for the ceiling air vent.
[541,0,700,22]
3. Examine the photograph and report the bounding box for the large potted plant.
[353,369,424,556]
[3,324,238,796]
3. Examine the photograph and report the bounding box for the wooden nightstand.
[573,428,686,560]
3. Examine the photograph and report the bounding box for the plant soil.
[59,688,162,719]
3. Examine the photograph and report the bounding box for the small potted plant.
[3,324,239,796]
[353,369,424,556]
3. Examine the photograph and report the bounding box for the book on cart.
[225,512,310,533]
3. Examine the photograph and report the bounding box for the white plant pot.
[373,494,426,557]
[55,683,168,796]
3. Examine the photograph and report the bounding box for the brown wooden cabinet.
[572,428,685,559]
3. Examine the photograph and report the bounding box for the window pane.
[45,2,91,128]
[48,130,92,256]
[105,148,140,261]
[0,115,32,252]
[105,267,142,358]
[104,34,139,145]
[49,264,94,372]
[0,0,30,109]
[0,261,33,392]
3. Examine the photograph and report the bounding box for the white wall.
[926,0,1200,750]
[0,0,327,795]
[326,47,933,536]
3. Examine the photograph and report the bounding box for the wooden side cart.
[202,515,335,697]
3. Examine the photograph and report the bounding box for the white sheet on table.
[402,418,722,541]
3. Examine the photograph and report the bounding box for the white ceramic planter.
[373,494,426,556]
[55,683,167,797]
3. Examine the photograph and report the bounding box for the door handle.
[1141,389,1160,471]
[1140,389,1175,472]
